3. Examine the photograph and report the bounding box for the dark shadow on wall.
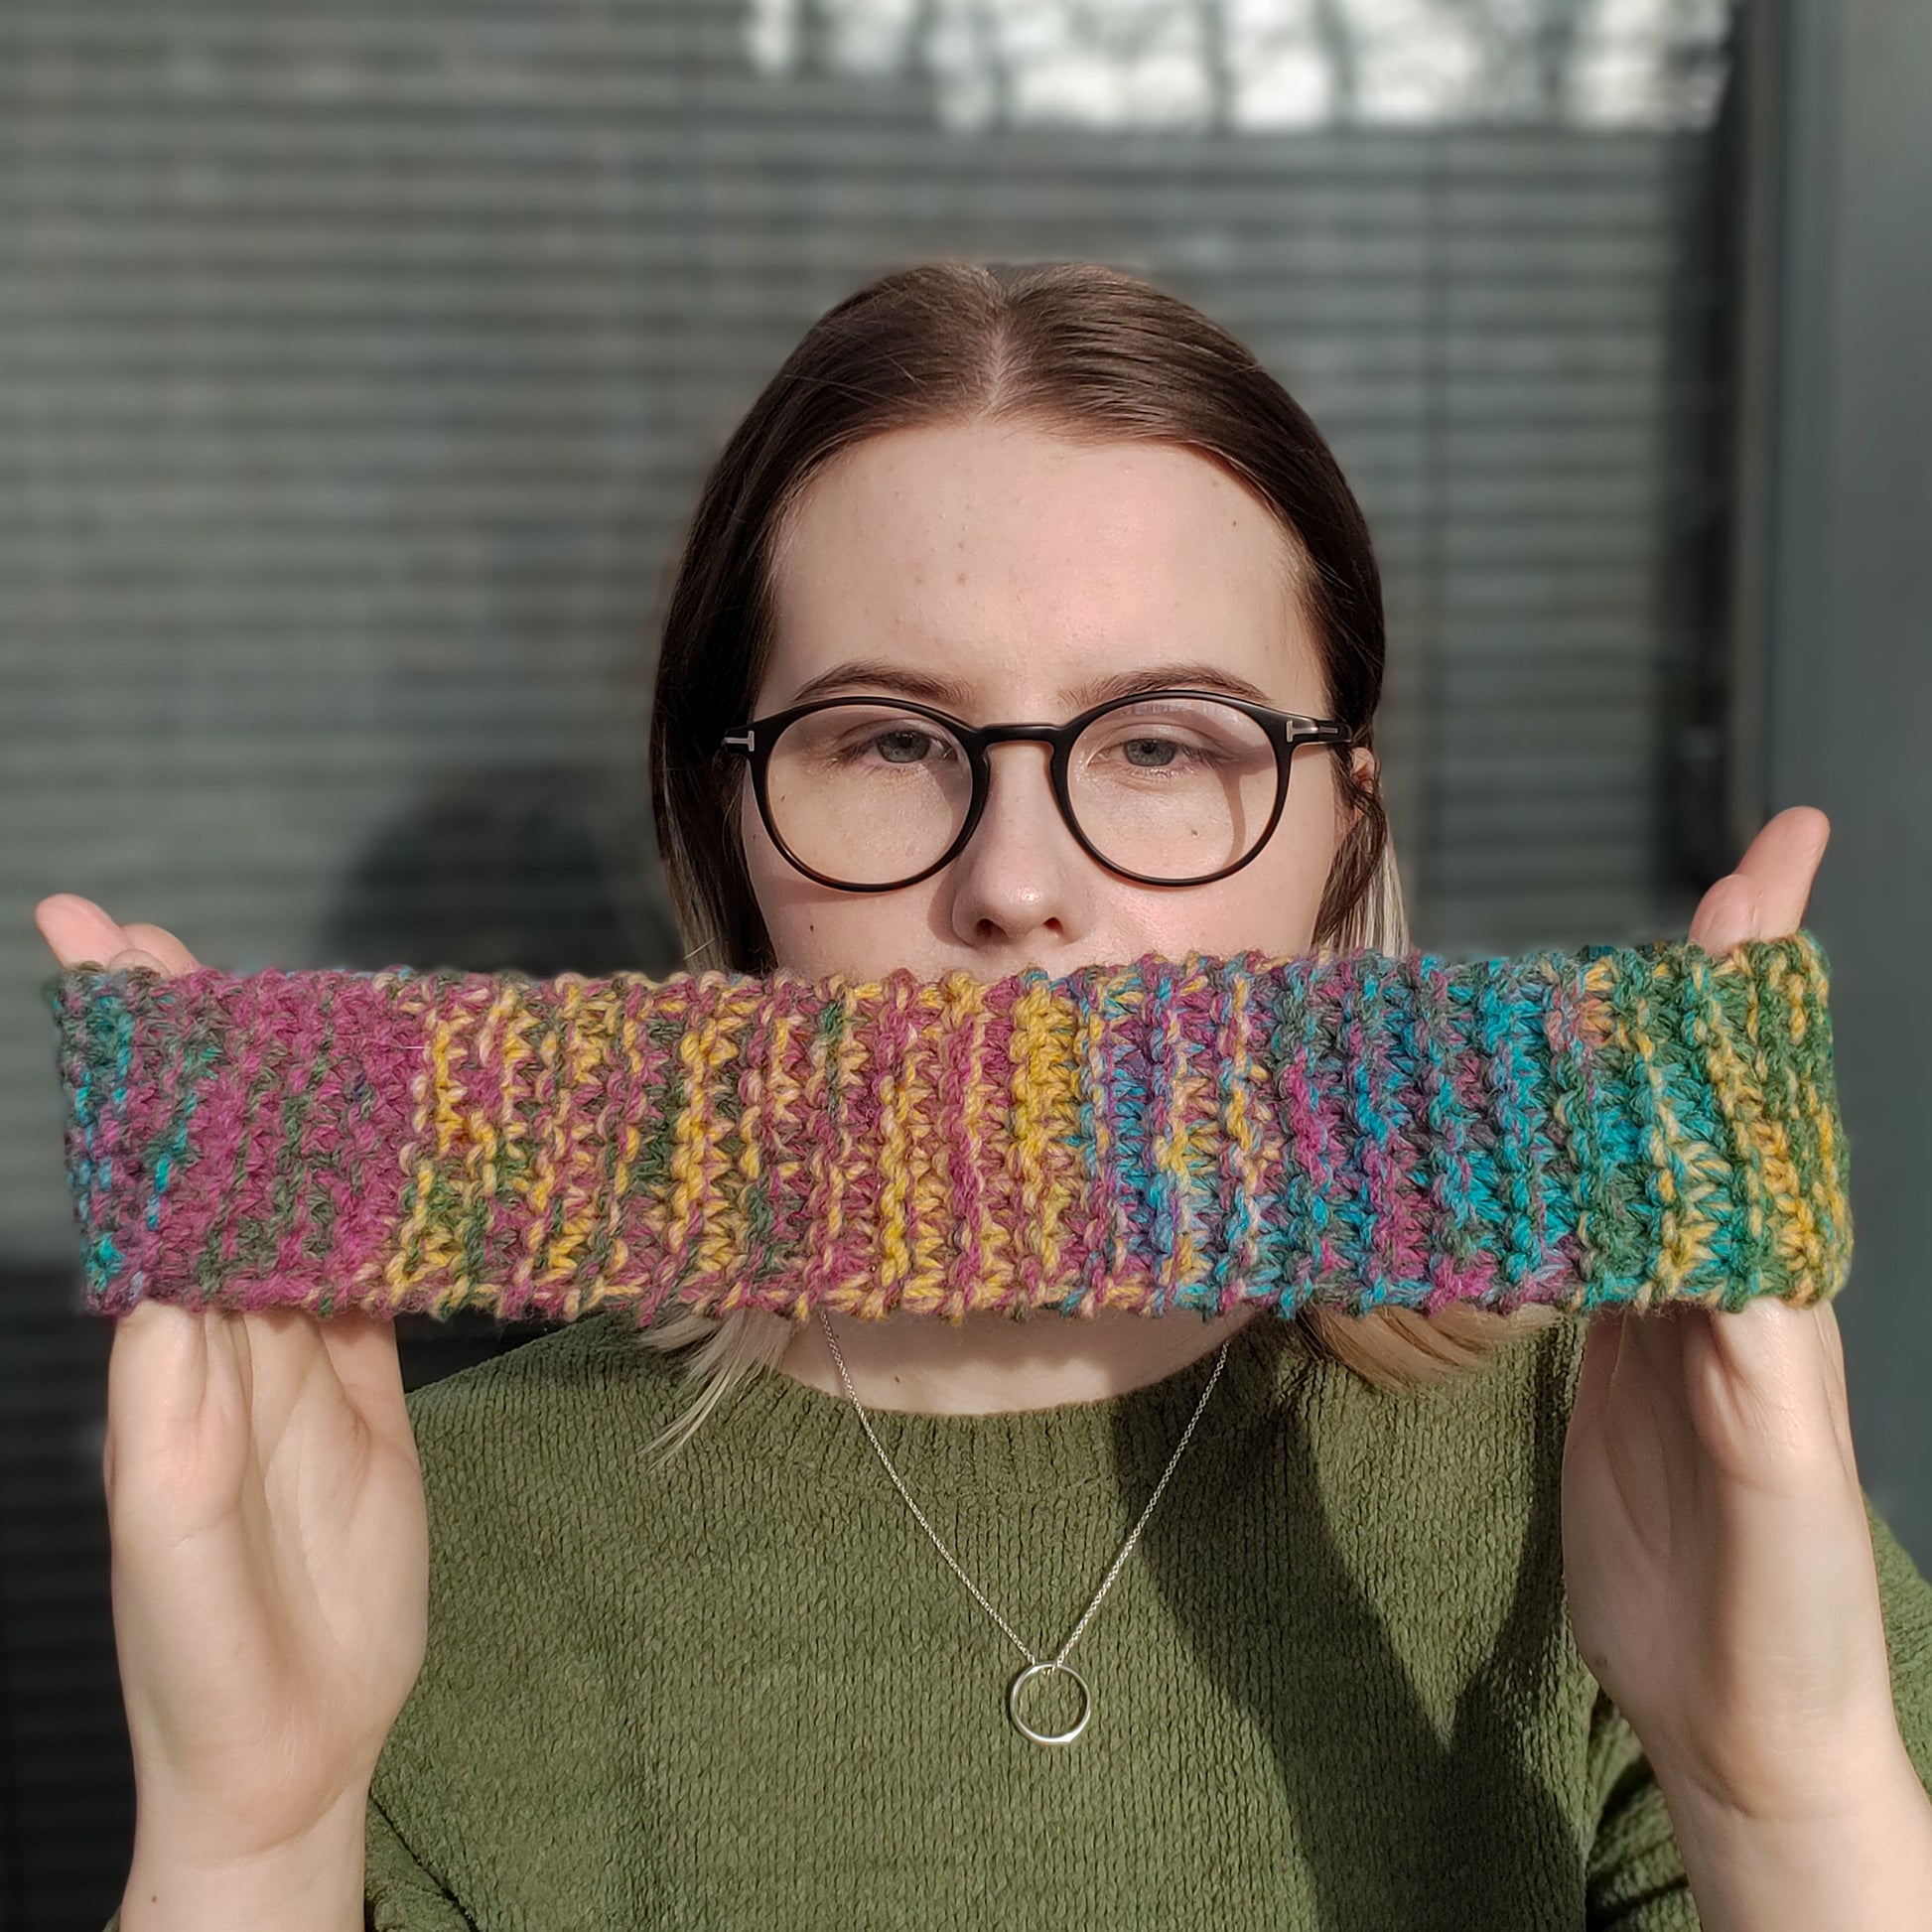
[316,761,684,984]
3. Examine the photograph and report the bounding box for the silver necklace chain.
[817,1305,1232,1747]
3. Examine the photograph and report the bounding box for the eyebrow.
[782,656,1285,713]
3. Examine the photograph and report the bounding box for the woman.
[48,260,1932,1929]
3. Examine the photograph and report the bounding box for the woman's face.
[739,417,1376,984]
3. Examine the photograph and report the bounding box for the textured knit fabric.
[97,1306,1932,1932]
[47,929,1850,1326]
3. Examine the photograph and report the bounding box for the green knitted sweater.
[104,1309,1932,1931]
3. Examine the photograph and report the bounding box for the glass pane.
[1069,697,1277,879]
[766,703,972,885]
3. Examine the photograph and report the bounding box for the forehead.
[763,419,1314,707]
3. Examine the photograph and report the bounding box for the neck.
[773,1299,1264,1416]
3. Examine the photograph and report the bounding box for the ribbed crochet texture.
[44,929,1851,1325]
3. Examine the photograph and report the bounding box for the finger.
[1570,1306,1625,1430]
[103,1300,213,1500]
[35,894,134,972]
[1687,1295,1838,1487]
[1689,870,1762,956]
[1810,1299,1861,1483]
[1730,806,1829,938]
[208,1307,402,1457]
[1689,807,1829,957]
[206,1310,327,1473]
[34,897,202,979]
[119,921,204,975]
[316,1312,414,1449]
[1615,1301,1704,1471]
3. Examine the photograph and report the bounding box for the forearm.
[119,1786,367,1932]
[1659,1736,1932,1932]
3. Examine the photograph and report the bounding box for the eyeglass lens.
[762,697,1281,888]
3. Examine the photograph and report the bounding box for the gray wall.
[1759,0,1932,1563]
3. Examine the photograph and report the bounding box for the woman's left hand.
[1560,804,1906,1822]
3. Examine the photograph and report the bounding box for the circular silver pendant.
[1007,1660,1092,1746]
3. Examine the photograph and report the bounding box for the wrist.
[1648,1705,1915,1828]
[120,1783,368,1932]
[1656,1737,1932,1932]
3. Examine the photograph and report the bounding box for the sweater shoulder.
[402,1307,679,1425]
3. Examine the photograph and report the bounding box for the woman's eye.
[832,726,949,765]
[872,729,939,763]
[1094,734,1208,770]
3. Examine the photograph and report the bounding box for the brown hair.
[634,259,1558,1460]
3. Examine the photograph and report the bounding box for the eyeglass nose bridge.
[965,721,1067,748]
[939,721,1076,861]
[952,720,1076,798]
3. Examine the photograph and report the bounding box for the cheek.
[737,777,803,905]
[1092,823,1334,964]
[734,785,795,933]
[741,803,920,975]
[1172,766,1342,953]
[1217,841,1329,945]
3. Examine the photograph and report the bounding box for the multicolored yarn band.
[43,930,1851,1326]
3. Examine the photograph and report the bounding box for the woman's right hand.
[36,895,430,1868]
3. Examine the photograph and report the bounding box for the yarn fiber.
[44,930,1852,1326]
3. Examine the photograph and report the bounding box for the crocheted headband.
[43,930,1850,1327]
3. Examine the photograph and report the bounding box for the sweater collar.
[635,1309,1316,1499]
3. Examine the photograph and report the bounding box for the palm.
[38,894,429,1856]
[110,1302,427,1847]
[1556,810,1899,1815]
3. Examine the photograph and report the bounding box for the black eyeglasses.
[717,689,1352,893]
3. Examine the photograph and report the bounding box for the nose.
[943,737,1092,951]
